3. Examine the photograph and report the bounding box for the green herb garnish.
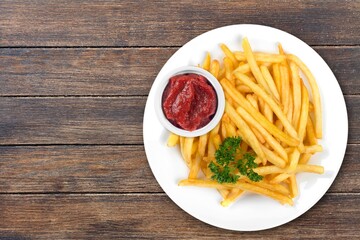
[209,136,263,183]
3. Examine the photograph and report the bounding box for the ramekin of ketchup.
[155,66,225,137]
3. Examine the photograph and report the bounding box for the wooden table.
[0,1,359,239]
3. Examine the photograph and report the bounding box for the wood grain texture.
[0,193,358,239]
[0,96,357,145]
[0,97,145,145]
[0,1,359,47]
[0,47,358,96]
[0,145,357,193]
[0,48,176,96]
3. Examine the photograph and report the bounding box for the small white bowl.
[154,66,225,137]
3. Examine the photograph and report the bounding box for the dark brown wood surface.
[0,1,359,239]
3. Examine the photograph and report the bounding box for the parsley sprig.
[209,137,263,183]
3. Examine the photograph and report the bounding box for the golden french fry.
[287,54,322,138]
[202,52,211,71]
[296,164,324,174]
[289,61,301,128]
[207,137,216,158]
[306,115,318,145]
[213,134,222,150]
[225,102,266,162]
[304,145,323,154]
[246,94,259,110]
[298,83,309,142]
[224,57,234,83]
[236,84,252,93]
[191,139,198,155]
[288,149,300,173]
[261,145,287,168]
[234,72,299,140]
[210,60,220,79]
[272,63,281,99]
[251,179,290,195]
[270,173,290,184]
[220,43,238,66]
[280,64,290,115]
[218,65,226,80]
[242,38,272,94]
[188,154,202,179]
[183,137,194,167]
[198,133,209,157]
[233,63,251,74]
[220,78,299,146]
[237,107,288,161]
[298,153,312,164]
[260,65,280,102]
[179,179,293,205]
[221,189,244,207]
[167,132,179,147]
[289,175,298,197]
[234,51,286,63]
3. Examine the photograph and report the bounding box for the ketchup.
[162,73,217,131]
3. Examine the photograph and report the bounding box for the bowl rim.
[154,66,225,137]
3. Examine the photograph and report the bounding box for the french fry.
[261,146,287,168]
[304,145,323,154]
[224,57,234,84]
[237,106,288,161]
[289,61,302,128]
[210,60,220,79]
[179,179,293,205]
[220,43,238,66]
[296,164,324,174]
[306,115,318,145]
[225,102,266,162]
[221,189,244,207]
[251,179,290,195]
[233,63,251,74]
[299,153,312,164]
[260,65,280,102]
[213,134,222,150]
[287,54,322,138]
[234,51,286,63]
[202,52,211,71]
[236,84,252,93]
[234,72,299,140]
[288,149,300,173]
[220,78,299,146]
[242,38,272,94]
[198,133,209,157]
[167,132,179,147]
[272,63,281,100]
[298,83,309,142]
[280,64,290,114]
[255,164,324,176]
[289,175,298,198]
[183,137,194,167]
[270,173,290,184]
[188,154,202,179]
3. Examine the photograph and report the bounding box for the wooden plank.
[0,144,357,193]
[0,194,358,239]
[0,1,359,46]
[0,96,357,145]
[0,48,176,96]
[0,47,358,96]
[0,145,161,193]
[0,97,145,145]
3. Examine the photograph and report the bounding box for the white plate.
[143,24,348,231]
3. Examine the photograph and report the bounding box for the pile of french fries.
[167,37,324,207]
